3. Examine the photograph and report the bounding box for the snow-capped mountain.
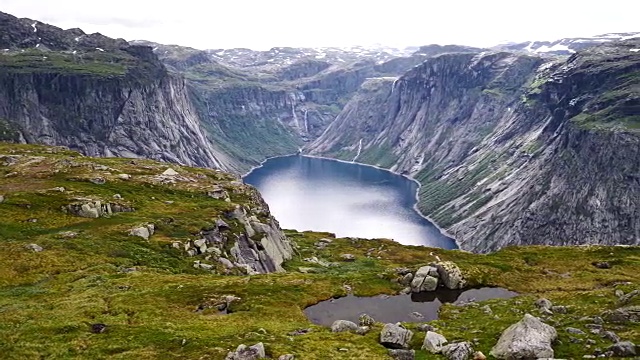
[494,32,640,55]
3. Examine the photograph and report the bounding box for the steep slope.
[0,144,293,274]
[0,12,231,170]
[136,41,484,171]
[309,41,640,252]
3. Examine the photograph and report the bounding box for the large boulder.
[331,320,358,333]
[411,266,439,292]
[435,261,465,289]
[422,331,448,353]
[441,342,474,360]
[490,314,557,359]
[129,224,155,240]
[225,342,266,360]
[380,323,413,349]
[607,341,636,357]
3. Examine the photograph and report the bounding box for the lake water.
[243,155,456,248]
[304,287,518,326]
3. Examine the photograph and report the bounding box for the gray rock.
[607,341,636,357]
[602,306,640,323]
[117,174,131,180]
[216,218,230,230]
[422,331,448,353]
[89,177,106,185]
[0,194,4,203]
[490,314,557,359]
[225,342,266,360]
[441,342,474,360]
[417,324,436,332]
[435,262,465,289]
[278,356,294,360]
[551,305,567,314]
[614,289,625,298]
[340,253,356,261]
[395,267,411,275]
[535,298,553,310]
[219,257,235,269]
[618,289,639,305]
[331,320,358,333]
[359,314,375,327]
[400,273,414,286]
[162,168,179,176]
[411,266,439,292]
[566,327,586,335]
[318,238,333,244]
[388,349,415,360]
[25,243,43,252]
[129,225,151,240]
[592,261,611,269]
[355,326,370,335]
[380,323,413,349]
[400,287,411,295]
[602,330,621,343]
[481,305,493,314]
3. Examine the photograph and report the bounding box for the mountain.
[308,39,640,252]
[130,40,483,171]
[493,32,640,56]
[0,11,234,170]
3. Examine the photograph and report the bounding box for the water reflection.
[244,155,456,248]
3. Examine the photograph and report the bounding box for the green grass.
[0,50,129,76]
[0,144,638,359]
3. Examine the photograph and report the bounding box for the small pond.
[304,287,518,326]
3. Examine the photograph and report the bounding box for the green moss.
[0,50,129,76]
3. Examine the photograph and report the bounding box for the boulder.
[225,342,266,360]
[411,267,439,292]
[592,261,611,269]
[25,243,43,252]
[535,298,553,310]
[618,289,639,305]
[473,351,486,360]
[340,253,356,261]
[359,314,375,327]
[435,262,465,289]
[490,314,557,359]
[441,342,474,360]
[117,174,131,180]
[607,341,636,357]
[379,323,413,349]
[601,306,640,323]
[422,331,448,353]
[400,273,414,286]
[129,224,154,240]
[162,168,179,176]
[278,355,294,360]
[90,323,107,334]
[331,320,358,333]
[355,326,370,335]
[417,324,436,332]
[388,349,415,360]
[566,327,586,335]
[219,257,235,269]
[601,330,621,343]
[0,194,4,203]
[551,305,567,314]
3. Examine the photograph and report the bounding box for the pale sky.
[2,0,639,50]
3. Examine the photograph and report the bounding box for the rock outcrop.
[380,323,414,349]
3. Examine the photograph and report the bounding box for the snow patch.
[35,44,40,48]
[152,46,158,51]
[535,44,575,53]
[631,49,640,52]
[31,22,37,33]
[96,48,105,52]
[74,37,81,42]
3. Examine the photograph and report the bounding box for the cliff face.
[309,41,640,252]
[0,12,231,170]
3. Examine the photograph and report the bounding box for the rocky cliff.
[309,41,640,252]
[0,11,231,170]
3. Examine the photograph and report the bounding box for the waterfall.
[304,109,309,134]
[352,139,363,162]
[391,78,399,93]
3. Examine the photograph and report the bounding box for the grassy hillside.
[0,144,638,359]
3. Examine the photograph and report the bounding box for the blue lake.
[243,155,456,248]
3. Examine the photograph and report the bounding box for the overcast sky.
[3,0,639,50]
